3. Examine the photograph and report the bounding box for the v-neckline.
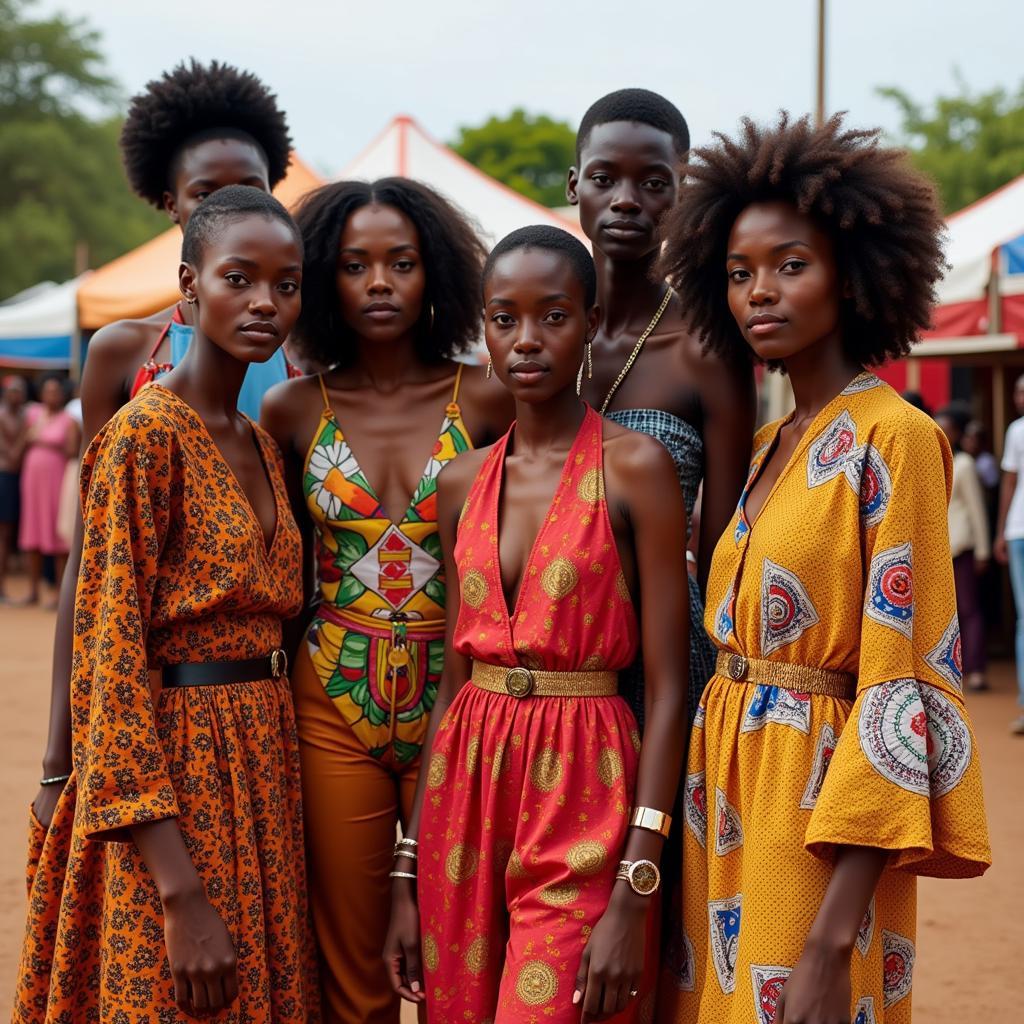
[152,384,280,559]
[322,370,463,527]
[493,405,592,625]
[738,377,858,535]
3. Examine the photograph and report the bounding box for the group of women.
[13,60,991,1024]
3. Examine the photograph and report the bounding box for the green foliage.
[0,0,164,300]
[452,109,576,208]
[879,76,1024,214]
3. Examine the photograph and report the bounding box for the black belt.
[161,649,289,688]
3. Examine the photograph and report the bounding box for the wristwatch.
[615,859,661,896]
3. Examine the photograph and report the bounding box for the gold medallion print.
[444,843,480,885]
[490,740,510,781]
[577,467,604,503]
[426,752,446,788]
[465,736,481,774]
[538,881,580,906]
[615,569,631,602]
[516,960,558,1005]
[629,728,642,754]
[422,933,440,972]
[566,839,607,876]
[597,747,624,786]
[529,747,563,792]
[462,568,488,609]
[540,557,579,600]
[507,848,530,878]
[463,935,489,975]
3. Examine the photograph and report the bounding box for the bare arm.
[384,452,480,1003]
[696,351,756,598]
[576,436,690,1020]
[34,326,141,823]
[456,363,516,447]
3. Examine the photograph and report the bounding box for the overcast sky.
[38,0,1024,176]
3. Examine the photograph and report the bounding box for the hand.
[573,889,647,1021]
[163,890,239,1016]
[994,536,1009,565]
[31,783,64,829]
[775,937,851,1024]
[383,881,425,1003]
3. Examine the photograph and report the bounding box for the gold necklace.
[599,287,674,414]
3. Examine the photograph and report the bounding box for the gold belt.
[715,651,855,699]
[471,660,618,699]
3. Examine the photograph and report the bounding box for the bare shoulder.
[455,361,515,443]
[259,375,323,452]
[438,445,490,502]
[602,420,676,484]
[85,316,163,367]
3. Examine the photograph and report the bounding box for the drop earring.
[586,338,593,379]
[485,355,493,380]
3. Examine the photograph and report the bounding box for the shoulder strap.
[317,373,331,413]
[451,363,464,404]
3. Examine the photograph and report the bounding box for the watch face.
[630,860,660,895]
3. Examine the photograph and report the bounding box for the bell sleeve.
[71,405,180,841]
[805,408,991,878]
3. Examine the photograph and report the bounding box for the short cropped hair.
[121,60,292,207]
[576,88,690,161]
[658,112,946,367]
[483,226,597,308]
[180,185,301,266]
[292,178,487,369]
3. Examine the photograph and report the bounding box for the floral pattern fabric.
[303,373,472,760]
[13,384,319,1023]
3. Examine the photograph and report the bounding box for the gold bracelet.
[630,806,672,838]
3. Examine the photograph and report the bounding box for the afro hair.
[484,225,597,308]
[292,178,487,369]
[576,88,689,161]
[121,59,292,207]
[658,112,946,368]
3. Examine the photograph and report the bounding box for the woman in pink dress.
[19,376,79,605]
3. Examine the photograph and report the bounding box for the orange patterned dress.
[418,405,652,1023]
[14,384,319,1023]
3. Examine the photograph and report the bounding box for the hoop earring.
[485,355,493,380]
[586,338,593,380]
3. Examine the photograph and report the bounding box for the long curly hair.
[121,60,291,207]
[658,112,946,367]
[292,178,487,369]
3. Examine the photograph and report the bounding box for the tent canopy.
[0,276,83,369]
[930,174,1024,342]
[339,115,587,246]
[77,155,323,330]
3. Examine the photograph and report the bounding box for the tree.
[879,76,1024,214]
[452,109,576,208]
[0,0,164,300]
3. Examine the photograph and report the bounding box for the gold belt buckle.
[270,648,288,679]
[505,666,535,698]
[727,654,748,681]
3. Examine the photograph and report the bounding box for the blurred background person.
[19,376,79,606]
[936,403,990,692]
[0,375,30,602]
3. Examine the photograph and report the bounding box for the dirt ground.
[0,577,1021,1019]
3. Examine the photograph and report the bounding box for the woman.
[14,186,318,1023]
[655,114,991,1023]
[383,226,689,1023]
[0,375,29,601]
[261,178,513,1024]
[936,405,990,692]
[18,375,78,605]
[34,58,295,830]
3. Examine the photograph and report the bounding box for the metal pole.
[816,0,827,126]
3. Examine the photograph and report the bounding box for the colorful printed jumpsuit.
[419,405,653,1023]
[293,368,473,1023]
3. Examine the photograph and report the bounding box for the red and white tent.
[337,115,586,246]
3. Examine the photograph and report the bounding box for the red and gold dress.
[14,385,319,1023]
[418,405,650,1023]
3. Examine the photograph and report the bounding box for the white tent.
[338,115,587,246]
[0,275,85,369]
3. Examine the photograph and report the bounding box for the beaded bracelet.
[39,773,71,787]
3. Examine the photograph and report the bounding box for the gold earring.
[586,338,593,380]
[485,355,493,380]
[429,303,436,329]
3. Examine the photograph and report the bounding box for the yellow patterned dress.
[660,373,991,1024]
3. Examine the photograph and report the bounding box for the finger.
[573,949,590,1008]
[172,970,189,1012]
[205,976,225,1012]
[403,941,424,999]
[601,979,621,1019]
[386,954,420,1003]
[223,963,240,1005]
[190,976,208,1012]
[582,974,604,1019]
[774,987,786,1024]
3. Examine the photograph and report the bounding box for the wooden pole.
[69,240,89,384]
[816,0,827,126]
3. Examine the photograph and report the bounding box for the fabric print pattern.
[750,964,791,1024]
[847,444,892,528]
[714,787,744,856]
[760,559,819,656]
[858,679,931,795]
[925,615,963,692]
[865,542,915,638]
[882,930,915,1007]
[741,685,812,736]
[853,996,877,1024]
[685,770,709,848]
[13,385,318,1023]
[708,893,743,994]
[806,410,857,488]
[921,684,972,797]
[856,897,876,957]
[800,722,837,810]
